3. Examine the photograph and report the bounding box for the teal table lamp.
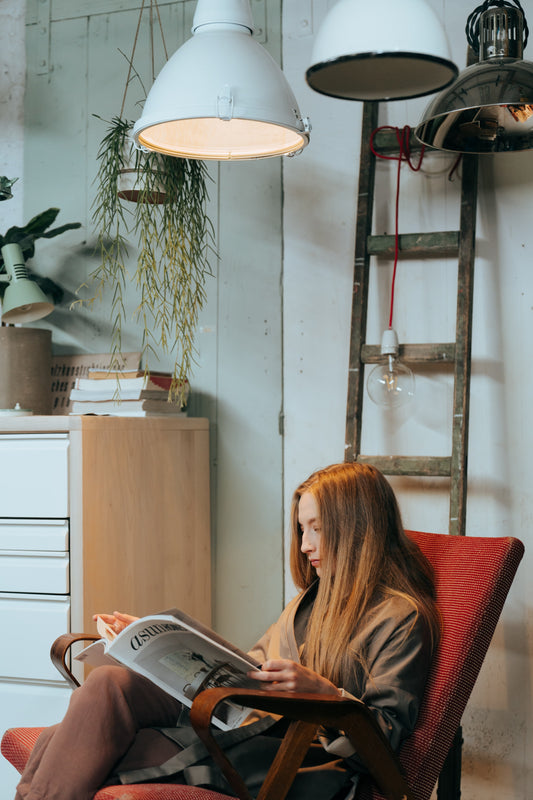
[1,243,54,324]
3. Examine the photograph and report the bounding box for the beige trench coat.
[119,585,433,799]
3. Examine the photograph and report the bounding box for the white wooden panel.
[0,435,69,517]
[0,681,71,800]
[0,595,70,681]
[24,0,284,653]
[0,520,69,552]
[0,553,69,594]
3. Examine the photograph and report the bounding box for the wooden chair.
[2,531,524,800]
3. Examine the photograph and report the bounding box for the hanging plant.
[80,0,215,405]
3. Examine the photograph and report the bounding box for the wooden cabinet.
[0,416,211,798]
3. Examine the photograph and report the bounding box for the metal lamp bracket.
[217,86,234,121]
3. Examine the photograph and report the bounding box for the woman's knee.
[68,665,141,712]
[82,664,132,691]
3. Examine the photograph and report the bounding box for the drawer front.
[0,552,69,594]
[0,519,69,552]
[0,594,70,681]
[0,680,72,799]
[0,434,69,517]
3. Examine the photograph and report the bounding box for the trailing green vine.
[80,116,214,405]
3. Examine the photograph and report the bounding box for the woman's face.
[299,491,330,577]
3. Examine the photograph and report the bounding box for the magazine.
[75,608,262,731]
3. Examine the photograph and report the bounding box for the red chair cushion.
[1,727,234,800]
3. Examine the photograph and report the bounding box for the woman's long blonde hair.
[290,462,440,685]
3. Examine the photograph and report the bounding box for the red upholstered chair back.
[359,530,524,800]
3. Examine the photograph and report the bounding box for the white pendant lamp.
[133,0,310,161]
[416,1,533,153]
[306,0,458,102]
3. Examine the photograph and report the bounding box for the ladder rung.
[371,129,424,155]
[361,343,456,364]
[356,455,452,477]
[367,232,459,258]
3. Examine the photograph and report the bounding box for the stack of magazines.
[68,369,189,416]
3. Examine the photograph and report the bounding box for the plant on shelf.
[0,195,81,308]
[81,1,215,405]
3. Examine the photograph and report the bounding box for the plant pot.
[117,147,167,204]
[0,327,52,414]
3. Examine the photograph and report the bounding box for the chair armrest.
[190,687,414,800]
[50,633,100,688]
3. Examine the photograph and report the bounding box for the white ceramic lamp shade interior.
[306,0,458,101]
[133,0,310,160]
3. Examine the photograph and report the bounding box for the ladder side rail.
[448,154,478,537]
[345,101,379,462]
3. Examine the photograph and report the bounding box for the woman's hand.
[247,659,341,695]
[92,611,139,636]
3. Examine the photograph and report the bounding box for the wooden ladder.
[344,101,478,799]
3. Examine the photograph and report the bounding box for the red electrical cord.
[369,126,426,329]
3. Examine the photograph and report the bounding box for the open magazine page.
[75,612,262,730]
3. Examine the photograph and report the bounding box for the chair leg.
[437,727,463,800]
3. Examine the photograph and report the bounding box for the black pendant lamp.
[416,0,533,153]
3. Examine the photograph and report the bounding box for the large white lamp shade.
[306,0,458,101]
[133,0,310,160]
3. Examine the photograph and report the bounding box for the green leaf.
[24,208,61,237]
[40,221,82,239]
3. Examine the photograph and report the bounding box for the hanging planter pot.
[117,141,167,204]
[117,166,166,204]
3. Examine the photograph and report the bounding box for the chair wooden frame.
[49,633,412,800]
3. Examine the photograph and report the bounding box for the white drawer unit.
[0,416,211,798]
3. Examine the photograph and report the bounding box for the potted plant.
[0,187,81,414]
[86,115,214,405]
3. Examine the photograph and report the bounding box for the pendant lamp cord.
[369,126,426,329]
[119,0,169,119]
[466,0,529,54]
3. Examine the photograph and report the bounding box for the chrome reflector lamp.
[133,0,310,161]
[416,0,533,153]
[305,0,458,102]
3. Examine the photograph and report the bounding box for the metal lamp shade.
[415,59,533,152]
[305,0,457,101]
[1,244,54,324]
[416,4,533,153]
[133,0,310,160]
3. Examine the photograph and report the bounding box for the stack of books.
[68,369,189,416]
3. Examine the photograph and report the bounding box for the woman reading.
[15,462,440,800]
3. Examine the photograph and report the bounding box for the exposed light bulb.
[366,328,415,409]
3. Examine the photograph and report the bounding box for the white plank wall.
[23,0,284,649]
